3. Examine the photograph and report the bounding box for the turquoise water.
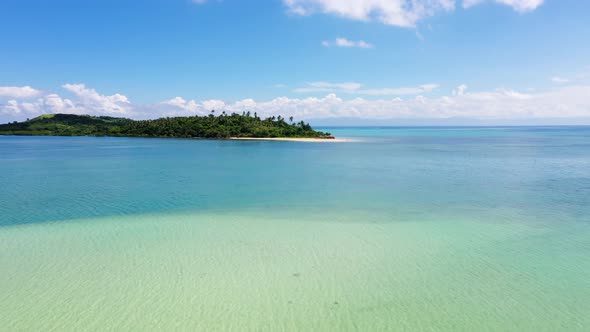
[1,127,590,331]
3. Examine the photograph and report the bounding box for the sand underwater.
[1,127,589,331]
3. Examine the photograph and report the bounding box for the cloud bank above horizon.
[2,82,590,124]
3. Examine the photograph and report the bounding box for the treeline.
[0,112,332,139]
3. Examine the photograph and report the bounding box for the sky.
[1,0,590,124]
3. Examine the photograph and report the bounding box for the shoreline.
[0,134,354,142]
[230,137,351,142]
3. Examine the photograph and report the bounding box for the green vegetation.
[0,113,333,139]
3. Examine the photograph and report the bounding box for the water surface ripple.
[1,127,589,331]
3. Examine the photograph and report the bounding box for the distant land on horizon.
[0,113,333,139]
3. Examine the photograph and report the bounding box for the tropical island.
[0,113,335,140]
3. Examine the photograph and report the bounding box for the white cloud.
[284,0,455,27]
[0,94,77,117]
[463,0,544,12]
[322,37,374,48]
[284,0,543,27]
[156,85,590,120]
[0,86,42,98]
[62,83,131,115]
[551,76,569,84]
[191,0,208,4]
[41,94,77,113]
[1,84,132,119]
[2,100,21,115]
[294,81,438,95]
[453,84,468,95]
[162,97,196,110]
[159,97,227,116]
[202,99,226,111]
[3,83,590,123]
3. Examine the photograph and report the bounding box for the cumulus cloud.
[284,0,455,27]
[1,84,132,119]
[284,0,543,27]
[294,81,438,95]
[3,83,590,123]
[0,86,42,98]
[453,84,468,95]
[322,38,374,48]
[0,94,77,117]
[155,86,590,120]
[62,83,132,115]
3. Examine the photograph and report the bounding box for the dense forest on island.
[0,113,333,139]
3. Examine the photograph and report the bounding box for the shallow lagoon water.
[1,127,590,331]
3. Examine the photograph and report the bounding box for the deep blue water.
[1,126,590,226]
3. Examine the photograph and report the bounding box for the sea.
[1,127,589,331]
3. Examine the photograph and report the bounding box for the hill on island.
[0,113,333,139]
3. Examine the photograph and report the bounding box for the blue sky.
[1,0,590,123]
